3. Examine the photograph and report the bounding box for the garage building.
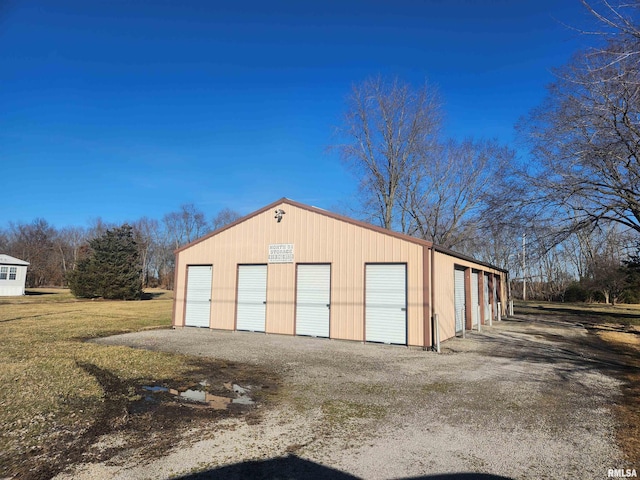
[172,198,507,348]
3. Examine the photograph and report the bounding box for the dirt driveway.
[57,317,626,480]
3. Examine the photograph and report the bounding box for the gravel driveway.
[59,317,623,480]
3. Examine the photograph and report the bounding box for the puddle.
[141,382,255,410]
[143,386,169,393]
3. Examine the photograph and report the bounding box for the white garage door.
[471,271,479,327]
[484,273,491,321]
[296,264,331,337]
[236,265,267,332]
[454,267,466,334]
[365,264,407,345]
[184,265,212,328]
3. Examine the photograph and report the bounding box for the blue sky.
[1,0,600,227]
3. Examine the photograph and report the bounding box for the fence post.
[497,302,502,322]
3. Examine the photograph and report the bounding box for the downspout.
[422,245,431,350]
[431,246,436,349]
[171,252,180,328]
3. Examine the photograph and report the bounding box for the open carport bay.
[66,318,624,480]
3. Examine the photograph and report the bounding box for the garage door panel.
[236,265,267,332]
[185,265,212,328]
[365,264,407,345]
[296,264,330,337]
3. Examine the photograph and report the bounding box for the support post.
[497,302,502,322]
[434,314,440,353]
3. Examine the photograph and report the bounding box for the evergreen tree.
[68,224,142,300]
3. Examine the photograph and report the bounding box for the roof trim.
[433,245,508,273]
[174,197,434,254]
[174,198,507,273]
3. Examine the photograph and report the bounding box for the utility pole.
[522,233,527,301]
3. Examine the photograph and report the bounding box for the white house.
[0,254,29,296]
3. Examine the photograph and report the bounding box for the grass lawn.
[0,288,275,479]
[514,300,640,326]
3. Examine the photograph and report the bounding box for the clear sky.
[1,0,601,227]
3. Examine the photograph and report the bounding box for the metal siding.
[454,267,466,334]
[296,264,331,337]
[365,264,407,344]
[236,265,267,332]
[184,265,212,327]
[266,263,296,335]
[430,251,507,342]
[173,202,426,344]
[471,271,479,327]
[431,253,454,341]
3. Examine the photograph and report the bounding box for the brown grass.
[0,288,277,479]
[593,329,640,464]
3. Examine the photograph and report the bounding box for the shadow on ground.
[174,454,513,480]
[140,291,166,300]
[484,317,639,375]
[515,304,640,324]
[482,316,640,462]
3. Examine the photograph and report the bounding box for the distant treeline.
[0,204,240,289]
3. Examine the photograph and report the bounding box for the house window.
[0,266,7,280]
[9,267,17,280]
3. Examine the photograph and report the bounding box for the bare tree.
[212,208,242,230]
[335,76,442,230]
[579,1,640,46]
[535,244,575,301]
[587,253,628,304]
[150,221,175,289]
[519,3,640,238]
[163,203,210,249]
[576,224,633,303]
[403,139,514,249]
[8,219,61,287]
[0,228,9,253]
[131,217,159,287]
[56,226,87,278]
[87,217,115,241]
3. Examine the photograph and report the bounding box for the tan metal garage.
[172,198,508,348]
